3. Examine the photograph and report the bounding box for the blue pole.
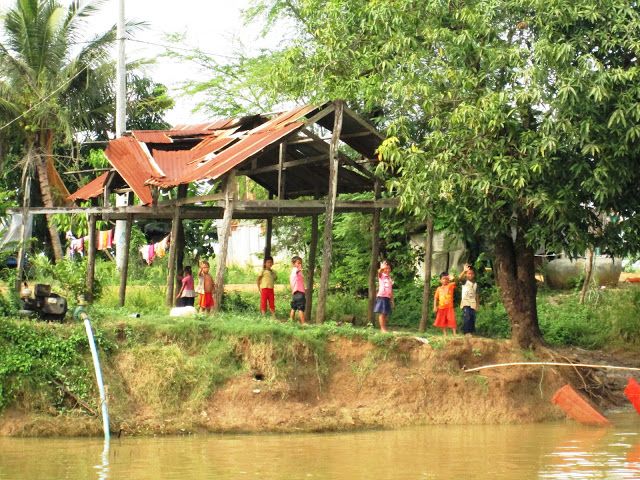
[82,315,110,442]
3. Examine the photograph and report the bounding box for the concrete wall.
[411,230,467,279]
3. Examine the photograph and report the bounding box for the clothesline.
[67,230,114,258]
[140,236,169,265]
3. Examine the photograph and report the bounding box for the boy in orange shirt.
[433,271,457,335]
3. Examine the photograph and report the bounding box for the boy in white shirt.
[459,264,479,335]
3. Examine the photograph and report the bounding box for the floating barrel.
[551,384,611,427]
[624,377,640,415]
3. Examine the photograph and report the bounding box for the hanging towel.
[96,230,114,250]
[155,236,169,258]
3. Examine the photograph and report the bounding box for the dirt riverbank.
[1,332,635,437]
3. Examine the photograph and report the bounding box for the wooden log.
[118,214,133,307]
[305,202,319,322]
[86,214,97,303]
[214,171,236,311]
[419,218,435,332]
[367,180,382,327]
[316,100,344,324]
[165,207,181,306]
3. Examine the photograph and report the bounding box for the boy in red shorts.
[199,261,215,313]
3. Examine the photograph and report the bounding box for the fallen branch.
[464,362,640,373]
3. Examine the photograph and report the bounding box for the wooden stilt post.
[264,192,273,258]
[118,214,133,307]
[316,100,344,324]
[175,184,188,293]
[277,143,287,209]
[165,207,181,306]
[214,170,236,311]
[86,214,97,303]
[419,218,435,332]
[305,211,319,322]
[367,180,382,327]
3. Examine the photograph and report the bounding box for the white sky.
[0,0,284,124]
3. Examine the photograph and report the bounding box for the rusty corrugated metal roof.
[145,105,316,188]
[68,103,382,203]
[132,130,173,143]
[67,172,109,201]
[104,137,158,205]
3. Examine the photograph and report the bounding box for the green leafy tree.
[186,0,640,347]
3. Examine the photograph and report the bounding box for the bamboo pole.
[214,171,236,311]
[367,180,381,327]
[464,362,640,373]
[86,214,97,302]
[316,100,344,324]
[118,214,133,307]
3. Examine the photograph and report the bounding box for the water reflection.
[0,412,638,480]
[93,441,109,480]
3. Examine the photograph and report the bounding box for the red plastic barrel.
[624,377,640,415]
[551,384,611,427]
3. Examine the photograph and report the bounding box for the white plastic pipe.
[84,318,110,442]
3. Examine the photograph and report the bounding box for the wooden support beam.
[240,154,328,176]
[165,207,181,306]
[175,184,188,275]
[342,106,385,140]
[214,170,236,311]
[367,180,382,327]
[86,214,97,303]
[277,142,286,201]
[316,100,344,324]
[118,214,133,307]
[264,193,273,258]
[419,218,435,332]
[302,103,335,128]
[305,209,319,323]
[300,128,375,180]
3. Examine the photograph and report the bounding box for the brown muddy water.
[1,412,639,479]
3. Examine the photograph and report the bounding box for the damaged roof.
[69,102,384,205]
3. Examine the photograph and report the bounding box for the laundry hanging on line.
[66,229,114,258]
[140,235,169,265]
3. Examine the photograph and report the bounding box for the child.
[289,256,306,324]
[176,266,196,307]
[199,261,215,313]
[459,264,479,335]
[257,256,277,316]
[433,271,457,335]
[373,260,394,333]
[194,260,206,309]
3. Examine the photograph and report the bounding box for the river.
[1,412,639,479]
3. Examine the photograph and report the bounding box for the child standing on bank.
[195,260,206,309]
[289,256,306,324]
[199,261,215,313]
[373,260,394,332]
[176,265,196,307]
[257,256,277,316]
[433,271,457,335]
[459,264,479,335]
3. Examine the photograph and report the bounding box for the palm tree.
[0,0,117,261]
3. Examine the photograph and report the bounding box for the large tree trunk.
[33,148,64,262]
[493,233,544,348]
